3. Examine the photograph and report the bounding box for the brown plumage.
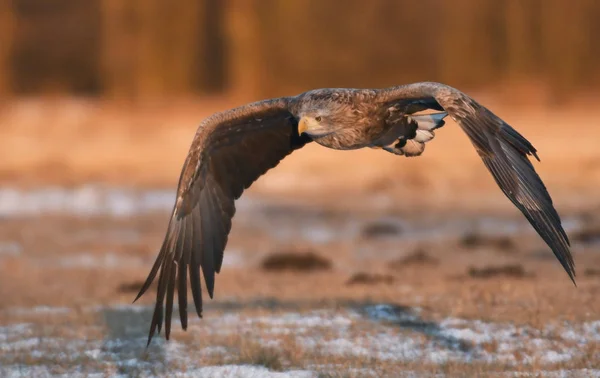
[134,82,575,345]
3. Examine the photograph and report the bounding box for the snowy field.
[1,303,600,377]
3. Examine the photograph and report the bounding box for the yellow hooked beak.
[298,117,309,135]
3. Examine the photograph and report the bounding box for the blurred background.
[1,0,600,193]
[2,0,600,100]
[2,1,600,376]
[1,0,600,192]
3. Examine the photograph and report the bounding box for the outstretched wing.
[134,97,311,345]
[377,82,575,283]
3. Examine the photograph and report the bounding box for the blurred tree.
[438,0,504,87]
[224,0,264,100]
[244,0,444,99]
[0,0,14,100]
[101,0,222,101]
[540,0,595,102]
[197,0,226,93]
[133,0,204,99]
[133,0,172,99]
[503,0,543,81]
[11,0,101,95]
[3,0,600,102]
[100,0,137,100]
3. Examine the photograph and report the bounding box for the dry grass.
[345,272,395,286]
[467,264,532,279]
[460,232,516,252]
[360,220,403,239]
[261,250,333,273]
[388,249,440,269]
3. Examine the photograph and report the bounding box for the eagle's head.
[297,112,334,137]
[296,90,355,138]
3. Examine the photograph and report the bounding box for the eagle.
[134,82,575,345]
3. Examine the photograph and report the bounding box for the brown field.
[1,95,600,377]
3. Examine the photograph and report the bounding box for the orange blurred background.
[1,0,599,205]
[1,0,599,102]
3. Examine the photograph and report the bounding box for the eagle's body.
[135,82,575,345]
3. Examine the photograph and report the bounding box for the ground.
[0,95,599,377]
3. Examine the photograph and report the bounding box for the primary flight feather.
[134,82,575,345]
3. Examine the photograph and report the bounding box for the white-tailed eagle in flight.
[134,82,575,345]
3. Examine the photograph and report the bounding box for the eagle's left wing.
[376,82,575,284]
[134,97,311,345]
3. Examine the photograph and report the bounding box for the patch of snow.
[119,358,140,367]
[540,350,573,364]
[0,242,22,257]
[0,337,40,351]
[253,312,355,330]
[350,332,423,362]
[47,252,145,269]
[0,323,32,333]
[201,311,357,338]
[2,303,600,374]
[173,365,314,378]
[102,303,149,313]
[84,349,102,359]
[299,336,370,357]
[364,304,419,323]
[507,369,600,378]
[199,346,229,356]
[221,250,245,268]
[561,328,581,341]
[0,187,175,217]
[0,323,32,343]
[582,320,600,340]
[345,368,379,377]
[0,365,61,378]
[8,306,71,315]
[301,227,336,244]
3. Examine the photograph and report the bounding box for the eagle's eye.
[315,116,322,122]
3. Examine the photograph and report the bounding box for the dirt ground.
[1,94,600,376]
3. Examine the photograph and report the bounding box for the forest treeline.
[0,0,599,102]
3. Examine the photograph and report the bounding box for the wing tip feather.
[436,87,575,288]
